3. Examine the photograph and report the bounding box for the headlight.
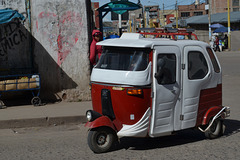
[86,110,92,121]
[86,110,102,122]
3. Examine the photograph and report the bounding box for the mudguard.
[85,116,116,131]
[202,106,224,125]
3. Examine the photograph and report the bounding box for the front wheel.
[87,127,117,153]
[205,118,224,139]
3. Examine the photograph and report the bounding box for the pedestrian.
[90,29,103,66]
[223,34,228,49]
[215,36,220,52]
[219,39,222,52]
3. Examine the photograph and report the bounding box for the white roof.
[97,33,208,49]
[98,33,153,48]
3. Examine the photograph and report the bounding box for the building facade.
[208,0,240,14]
[178,2,207,18]
[91,2,100,29]
[144,5,160,28]
[159,9,176,27]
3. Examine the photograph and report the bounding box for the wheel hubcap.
[97,134,107,145]
[210,120,217,132]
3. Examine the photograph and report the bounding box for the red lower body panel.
[196,84,222,126]
[91,83,151,126]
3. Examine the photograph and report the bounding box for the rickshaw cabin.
[85,33,230,153]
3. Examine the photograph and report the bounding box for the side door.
[149,46,181,137]
[181,46,211,129]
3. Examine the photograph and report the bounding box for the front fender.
[202,106,223,125]
[84,116,116,131]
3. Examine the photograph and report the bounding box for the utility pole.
[119,14,122,36]
[227,0,231,50]
[208,0,211,42]
[163,3,164,14]
[176,0,178,28]
[162,3,165,26]
[137,0,144,28]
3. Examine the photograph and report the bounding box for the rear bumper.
[223,106,230,118]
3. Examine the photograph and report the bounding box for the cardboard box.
[17,78,37,89]
[5,80,17,90]
[0,80,5,91]
[29,78,37,89]
[17,79,29,89]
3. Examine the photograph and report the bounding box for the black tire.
[31,97,41,106]
[87,127,116,153]
[205,118,223,139]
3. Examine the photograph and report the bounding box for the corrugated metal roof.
[165,11,240,27]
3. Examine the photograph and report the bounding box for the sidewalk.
[0,101,92,129]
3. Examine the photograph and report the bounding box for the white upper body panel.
[92,33,220,87]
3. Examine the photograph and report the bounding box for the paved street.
[0,51,239,159]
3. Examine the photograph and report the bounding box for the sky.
[91,0,206,21]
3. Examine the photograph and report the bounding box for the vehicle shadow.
[223,119,240,136]
[112,118,240,152]
[116,129,205,151]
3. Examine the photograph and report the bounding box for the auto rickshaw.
[85,32,230,153]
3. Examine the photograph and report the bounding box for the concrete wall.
[231,31,240,51]
[0,0,31,73]
[194,30,209,43]
[0,0,91,101]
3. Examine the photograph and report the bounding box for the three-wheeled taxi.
[85,32,230,153]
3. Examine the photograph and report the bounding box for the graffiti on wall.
[36,4,84,66]
[57,11,83,66]
[0,19,27,57]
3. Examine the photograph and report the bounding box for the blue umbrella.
[213,27,233,33]
[210,23,224,28]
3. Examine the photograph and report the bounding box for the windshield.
[95,47,150,71]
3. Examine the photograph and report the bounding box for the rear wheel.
[87,127,117,153]
[205,118,224,139]
[31,97,41,106]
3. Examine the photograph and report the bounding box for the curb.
[0,116,87,129]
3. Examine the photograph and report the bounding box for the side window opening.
[188,51,208,80]
[206,47,220,73]
[155,54,176,85]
